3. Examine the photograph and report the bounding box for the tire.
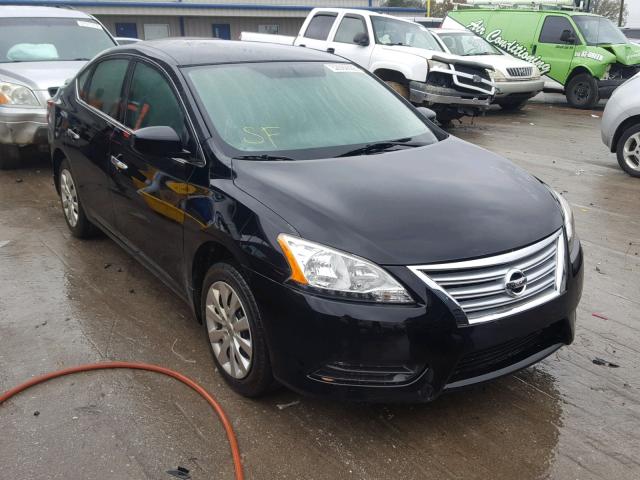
[615,123,640,178]
[0,145,21,170]
[57,158,96,238]
[499,100,527,111]
[385,81,409,100]
[201,262,274,397]
[565,73,599,109]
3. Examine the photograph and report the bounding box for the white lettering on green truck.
[467,20,551,74]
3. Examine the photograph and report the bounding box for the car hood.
[380,45,494,70]
[232,137,563,265]
[0,61,86,91]
[602,43,640,66]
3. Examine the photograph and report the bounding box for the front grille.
[451,64,493,94]
[448,323,563,383]
[506,67,533,77]
[309,362,422,386]
[409,230,565,324]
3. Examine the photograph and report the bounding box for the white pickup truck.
[241,8,496,122]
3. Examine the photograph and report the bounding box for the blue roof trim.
[0,1,425,13]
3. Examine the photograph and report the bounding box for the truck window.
[334,15,367,44]
[539,16,577,44]
[304,13,337,41]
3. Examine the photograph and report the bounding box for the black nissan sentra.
[48,40,583,401]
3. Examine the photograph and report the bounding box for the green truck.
[445,6,640,109]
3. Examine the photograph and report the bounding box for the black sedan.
[48,39,583,402]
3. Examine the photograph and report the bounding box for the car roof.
[123,39,344,67]
[458,8,599,17]
[0,5,92,19]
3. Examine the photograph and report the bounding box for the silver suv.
[0,6,116,169]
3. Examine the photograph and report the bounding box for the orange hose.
[0,361,244,480]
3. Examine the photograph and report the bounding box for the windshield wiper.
[233,154,295,161]
[338,139,423,157]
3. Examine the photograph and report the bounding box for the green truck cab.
[445,8,640,108]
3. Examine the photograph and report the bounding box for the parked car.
[241,8,496,123]
[601,74,640,177]
[446,7,640,109]
[430,28,544,110]
[49,39,583,402]
[0,5,116,169]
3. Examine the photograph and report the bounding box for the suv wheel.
[566,73,599,109]
[58,159,96,237]
[0,145,21,170]
[201,262,274,397]
[616,124,640,178]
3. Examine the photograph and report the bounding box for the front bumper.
[494,78,545,98]
[0,106,48,147]
[410,81,492,108]
[250,243,583,403]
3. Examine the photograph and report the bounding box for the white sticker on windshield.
[325,63,362,73]
[77,20,103,30]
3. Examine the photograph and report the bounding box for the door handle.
[327,47,335,54]
[110,155,128,171]
[66,128,80,141]
[532,44,537,55]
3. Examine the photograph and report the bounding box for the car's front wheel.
[58,159,96,238]
[201,262,274,397]
[616,124,640,178]
[566,73,599,109]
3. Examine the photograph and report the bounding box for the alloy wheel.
[205,281,253,379]
[622,132,640,173]
[60,169,79,227]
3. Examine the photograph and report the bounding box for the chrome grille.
[506,67,533,77]
[409,231,565,324]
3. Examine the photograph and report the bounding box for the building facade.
[3,1,425,40]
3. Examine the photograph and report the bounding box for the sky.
[628,1,640,26]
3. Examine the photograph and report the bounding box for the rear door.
[109,59,201,287]
[64,57,129,231]
[535,15,578,84]
[328,13,372,68]
[294,11,338,52]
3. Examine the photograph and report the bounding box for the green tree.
[430,0,466,18]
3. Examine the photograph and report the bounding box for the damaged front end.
[410,55,495,122]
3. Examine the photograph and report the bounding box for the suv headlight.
[278,234,413,304]
[0,81,40,107]
[427,59,450,71]
[490,69,507,82]
[550,190,575,245]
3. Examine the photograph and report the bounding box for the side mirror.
[560,30,577,44]
[353,32,370,47]
[131,126,183,157]
[416,106,437,122]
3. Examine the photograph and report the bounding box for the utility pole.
[618,0,625,26]
[427,0,431,17]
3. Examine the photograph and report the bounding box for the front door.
[109,60,201,287]
[534,15,578,84]
[212,24,231,40]
[328,14,372,68]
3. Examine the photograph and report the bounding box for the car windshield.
[436,32,500,56]
[573,15,629,45]
[371,16,443,51]
[0,17,115,63]
[186,62,439,160]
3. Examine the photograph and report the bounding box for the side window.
[539,16,576,44]
[85,59,129,119]
[124,61,192,147]
[77,68,92,102]
[334,15,367,44]
[304,13,337,40]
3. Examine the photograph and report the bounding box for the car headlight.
[0,81,40,107]
[550,190,575,245]
[531,65,541,79]
[490,69,507,82]
[277,234,413,304]
[427,59,450,71]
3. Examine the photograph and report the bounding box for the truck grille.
[451,64,493,94]
[506,67,533,77]
[409,230,565,324]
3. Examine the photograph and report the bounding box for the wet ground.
[1,97,639,479]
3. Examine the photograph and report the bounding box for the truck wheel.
[0,145,21,170]
[566,73,599,109]
[616,124,640,178]
[499,100,527,111]
[385,81,409,100]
